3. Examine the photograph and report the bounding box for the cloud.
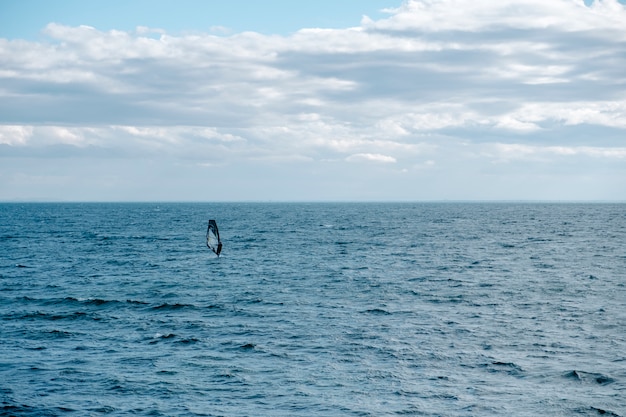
[488,143,626,162]
[0,125,33,145]
[346,153,397,163]
[371,0,626,33]
[1,0,625,200]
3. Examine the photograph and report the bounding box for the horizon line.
[1,199,625,204]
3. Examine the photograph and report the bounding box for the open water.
[0,203,625,417]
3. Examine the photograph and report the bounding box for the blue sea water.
[0,202,625,417]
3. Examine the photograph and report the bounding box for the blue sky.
[0,0,398,39]
[1,0,625,201]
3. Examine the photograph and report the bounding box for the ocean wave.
[564,370,615,385]
[152,303,197,310]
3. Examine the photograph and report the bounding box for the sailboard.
[206,219,222,256]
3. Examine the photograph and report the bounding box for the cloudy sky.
[1,0,625,201]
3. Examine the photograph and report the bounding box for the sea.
[1,202,624,417]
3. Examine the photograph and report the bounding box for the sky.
[1,0,625,202]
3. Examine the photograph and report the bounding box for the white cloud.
[346,153,397,163]
[372,0,626,33]
[494,116,541,132]
[0,125,33,145]
[488,143,626,162]
[497,101,626,129]
[1,0,625,200]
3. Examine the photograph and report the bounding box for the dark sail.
[206,219,222,256]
